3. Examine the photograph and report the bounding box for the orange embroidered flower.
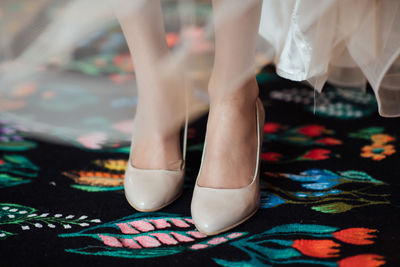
[301,149,331,160]
[63,171,124,187]
[361,143,396,161]
[264,122,281,133]
[332,228,377,245]
[370,134,395,144]
[166,33,179,47]
[337,254,385,267]
[297,125,328,137]
[292,239,340,258]
[261,152,282,162]
[112,53,134,72]
[315,137,342,145]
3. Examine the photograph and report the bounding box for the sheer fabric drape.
[0,0,399,146]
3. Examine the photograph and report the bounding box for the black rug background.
[1,67,400,267]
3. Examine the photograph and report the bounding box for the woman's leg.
[197,0,263,188]
[114,1,184,170]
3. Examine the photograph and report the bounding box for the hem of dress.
[276,68,307,82]
[374,46,400,118]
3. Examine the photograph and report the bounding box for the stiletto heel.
[191,97,265,235]
[123,104,189,212]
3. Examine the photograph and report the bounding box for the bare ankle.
[208,76,259,106]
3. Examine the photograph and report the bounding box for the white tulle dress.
[258,0,400,117]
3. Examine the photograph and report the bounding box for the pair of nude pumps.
[124,97,265,236]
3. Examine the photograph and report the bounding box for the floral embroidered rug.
[1,9,400,265]
[1,65,400,266]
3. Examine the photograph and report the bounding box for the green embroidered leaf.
[78,146,130,153]
[349,127,384,140]
[3,154,38,169]
[0,173,31,189]
[65,246,185,259]
[0,141,37,151]
[256,72,280,83]
[358,127,384,134]
[213,258,259,267]
[308,104,374,120]
[263,224,338,235]
[0,203,37,223]
[71,184,123,192]
[214,247,300,266]
[187,143,204,151]
[264,134,279,140]
[339,170,384,184]
[348,132,372,140]
[66,61,102,76]
[311,202,353,213]
[286,136,311,143]
[0,230,16,240]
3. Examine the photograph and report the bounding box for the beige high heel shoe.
[191,97,265,235]
[124,110,189,212]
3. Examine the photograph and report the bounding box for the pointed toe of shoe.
[191,185,260,235]
[124,164,185,212]
[191,208,235,235]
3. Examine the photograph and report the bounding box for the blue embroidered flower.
[261,192,286,208]
[302,181,340,190]
[294,193,308,198]
[293,189,342,198]
[287,169,341,190]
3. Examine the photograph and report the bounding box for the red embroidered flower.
[337,254,385,267]
[264,122,281,133]
[261,152,282,162]
[315,137,342,145]
[292,239,340,258]
[301,149,331,160]
[297,125,327,137]
[0,159,4,165]
[188,128,196,139]
[332,228,377,245]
